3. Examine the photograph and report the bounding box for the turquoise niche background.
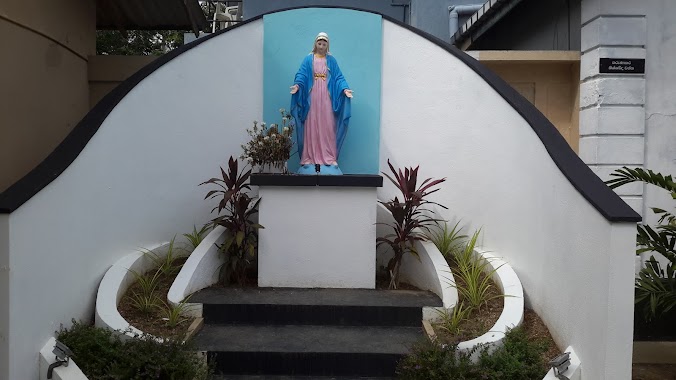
[263,8,382,174]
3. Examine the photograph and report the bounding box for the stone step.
[193,324,422,377]
[190,287,441,327]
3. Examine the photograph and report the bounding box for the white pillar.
[580,0,647,218]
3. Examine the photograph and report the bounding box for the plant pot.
[257,162,288,174]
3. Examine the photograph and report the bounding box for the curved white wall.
[379,20,636,380]
[5,21,263,380]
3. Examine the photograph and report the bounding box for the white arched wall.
[379,20,635,380]
[3,21,263,380]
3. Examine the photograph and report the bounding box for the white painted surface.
[580,77,646,108]
[5,21,263,380]
[579,106,645,135]
[95,242,174,340]
[578,136,644,165]
[258,186,377,288]
[456,248,524,360]
[380,20,636,380]
[39,337,89,380]
[542,346,581,380]
[401,240,457,321]
[168,226,227,315]
[581,16,647,52]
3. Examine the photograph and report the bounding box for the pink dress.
[300,55,337,165]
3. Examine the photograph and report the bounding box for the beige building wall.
[88,56,157,108]
[472,51,581,152]
[0,0,95,192]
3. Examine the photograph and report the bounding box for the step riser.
[209,351,403,377]
[203,304,422,326]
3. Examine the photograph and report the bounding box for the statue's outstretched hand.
[344,89,354,98]
[290,85,299,94]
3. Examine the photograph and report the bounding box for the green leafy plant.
[427,220,467,259]
[241,108,295,172]
[397,327,549,380]
[200,156,263,285]
[377,160,446,289]
[397,340,477,380]
[159,298,192,329]
[475,327,550,380]
[129,268,162,299]
[436,302,472,336]
[451,230,504,310]
[57,320,211,380]
[129,291,162,316]
[183,224,211,251]
[126,268,163,315]
[606,166,676,320]
[143,236,184,277]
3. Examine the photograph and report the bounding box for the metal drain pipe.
[449,4,484,40]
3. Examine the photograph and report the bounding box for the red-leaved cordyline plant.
[377,159,447,289]
[200,156,263,285]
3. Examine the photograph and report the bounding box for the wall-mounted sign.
[599,58,645,74]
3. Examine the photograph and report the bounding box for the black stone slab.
[250,174,383,187]
[190,288,441,307]
[193,325,421,376]
[192,288,440,327]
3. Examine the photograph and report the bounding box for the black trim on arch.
[0,6,641,222]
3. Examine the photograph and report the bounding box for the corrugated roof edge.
[453,0,524,48]
[0,5,640,222]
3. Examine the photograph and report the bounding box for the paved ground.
[632,364,676,380]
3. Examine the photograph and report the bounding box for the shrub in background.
[57,321,210,380]
[606,167,676,320]
[397,327,549,380]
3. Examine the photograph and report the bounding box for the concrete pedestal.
[253,174,382,288]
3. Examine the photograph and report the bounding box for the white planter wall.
[3,21,263,380]
[379,20,636,380]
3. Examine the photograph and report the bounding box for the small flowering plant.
[241,108,295,173]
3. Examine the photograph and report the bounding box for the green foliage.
[436,302,472,336]
[183,224,211,251]
[606,166,676,320]
[378,160,446,289]
[451,230,504,310]
[397,328,549,380]
[475,327,549,380]
[127,268,162,315]
[635,258,676,320]
[57,320,210,380]
[159,298,192,328]
[397,340,476,380]
[200,156,263,285]
[129,268,162,299]
[143,236,185,277]
[129,292,162,316]
[96,30,185,55]
[427,221,467,259]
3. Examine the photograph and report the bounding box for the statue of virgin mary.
[289,32,353,175]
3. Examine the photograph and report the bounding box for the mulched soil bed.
[118,257,196,339]
[433,260,560,364]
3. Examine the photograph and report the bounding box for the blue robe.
[290,54,351,161]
